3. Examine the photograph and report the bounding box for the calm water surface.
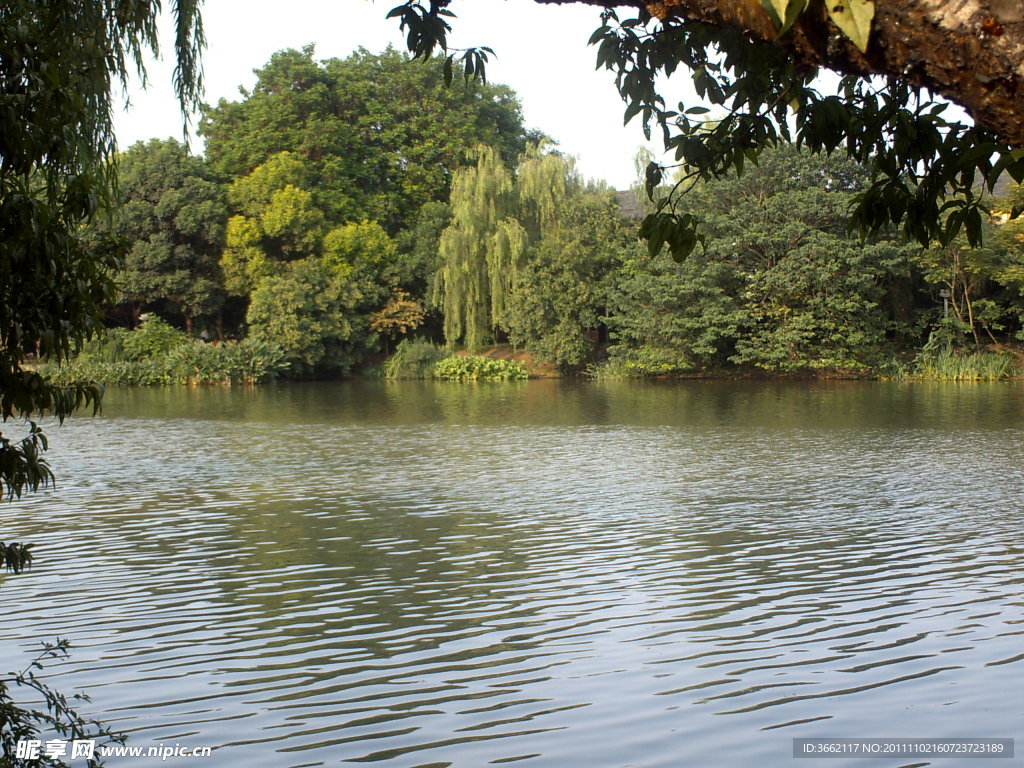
[1,380,1023,767]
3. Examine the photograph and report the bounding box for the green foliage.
[221,152,327,296]
[89,139,228,329]
[588,8,1022,257]
[503,187,629,369]
[1,639,126,767]
[245,258,363,375]
[900,347,1016,381]
[218,149,415,369]
[729,237,912,373]
[436,146,626,367]
[0,0,203,497]
[165,339,289,384]
[394,201,452,297]
[41,358,172,387]
[39,319,287,386]
[584,358,644,380]
[607,255,744,374]
[41,340,287,387]
[384,0,1024,257]
[385,0,495,87]
[323,220,404,310]
[607,145,920,375]
[227,151,310,217]
[436,144,523,350]
[201,47,526,234]
[0,424,54,500]
[383,338,446,379]
[912,216,1024,346]
[433,355,528,381]
[121,316,190,361]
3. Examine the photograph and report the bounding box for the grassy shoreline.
[34,333,1022,386]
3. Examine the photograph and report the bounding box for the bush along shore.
[383,339,528,381]
[37,316,289,386]
[38,319,1020,387]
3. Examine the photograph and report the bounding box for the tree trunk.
[536,0,1024,146]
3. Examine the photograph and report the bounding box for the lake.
[1,380,1022,767]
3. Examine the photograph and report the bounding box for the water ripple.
[2,381,1023,767]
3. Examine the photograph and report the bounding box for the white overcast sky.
[113,0,691,189]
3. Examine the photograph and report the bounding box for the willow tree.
[506,150,632,369]
[516,146,582,242]
[2,0,205,760]
[436,145,525,350]
[0,0,203,498]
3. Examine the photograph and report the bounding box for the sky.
[113,0,686,189]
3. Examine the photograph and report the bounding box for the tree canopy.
[201,46,528,234]
[609,143,920,373]
[89,139,228,333]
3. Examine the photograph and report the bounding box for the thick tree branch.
[535,0,1024,147]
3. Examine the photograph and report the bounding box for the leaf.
[760,0,784,29]
[826,0,875,53]
[760,0,808,35]
[1007,156,1024,185]
[965,205,983,247]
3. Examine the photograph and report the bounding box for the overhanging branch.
[534,0,1024,146]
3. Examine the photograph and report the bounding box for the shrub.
[39,358,172,386]
[73,327,131,363]
[585,359,645,379]
[383,338,446,379]
[433,355,528,381]
[38,337,288,386]
[167,339,288,384]
[121,315,190,361]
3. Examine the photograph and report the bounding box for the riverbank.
[491,344,1023,383]
[32,319,1024,386]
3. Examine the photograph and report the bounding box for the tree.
[394,200,453,297]
[221,152,327,296]
[246,257,363,375]
[435,144,525,350]
[386,1,1024,255]
[0,0,201,496]
[607,253,745,373]
[914,196,1024,346]
[201,46,528,234]
[92,139,228,333]
[503,173,629,369]
[2,2,204,761]
[606,144,920,373]
[438,145,633,365]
